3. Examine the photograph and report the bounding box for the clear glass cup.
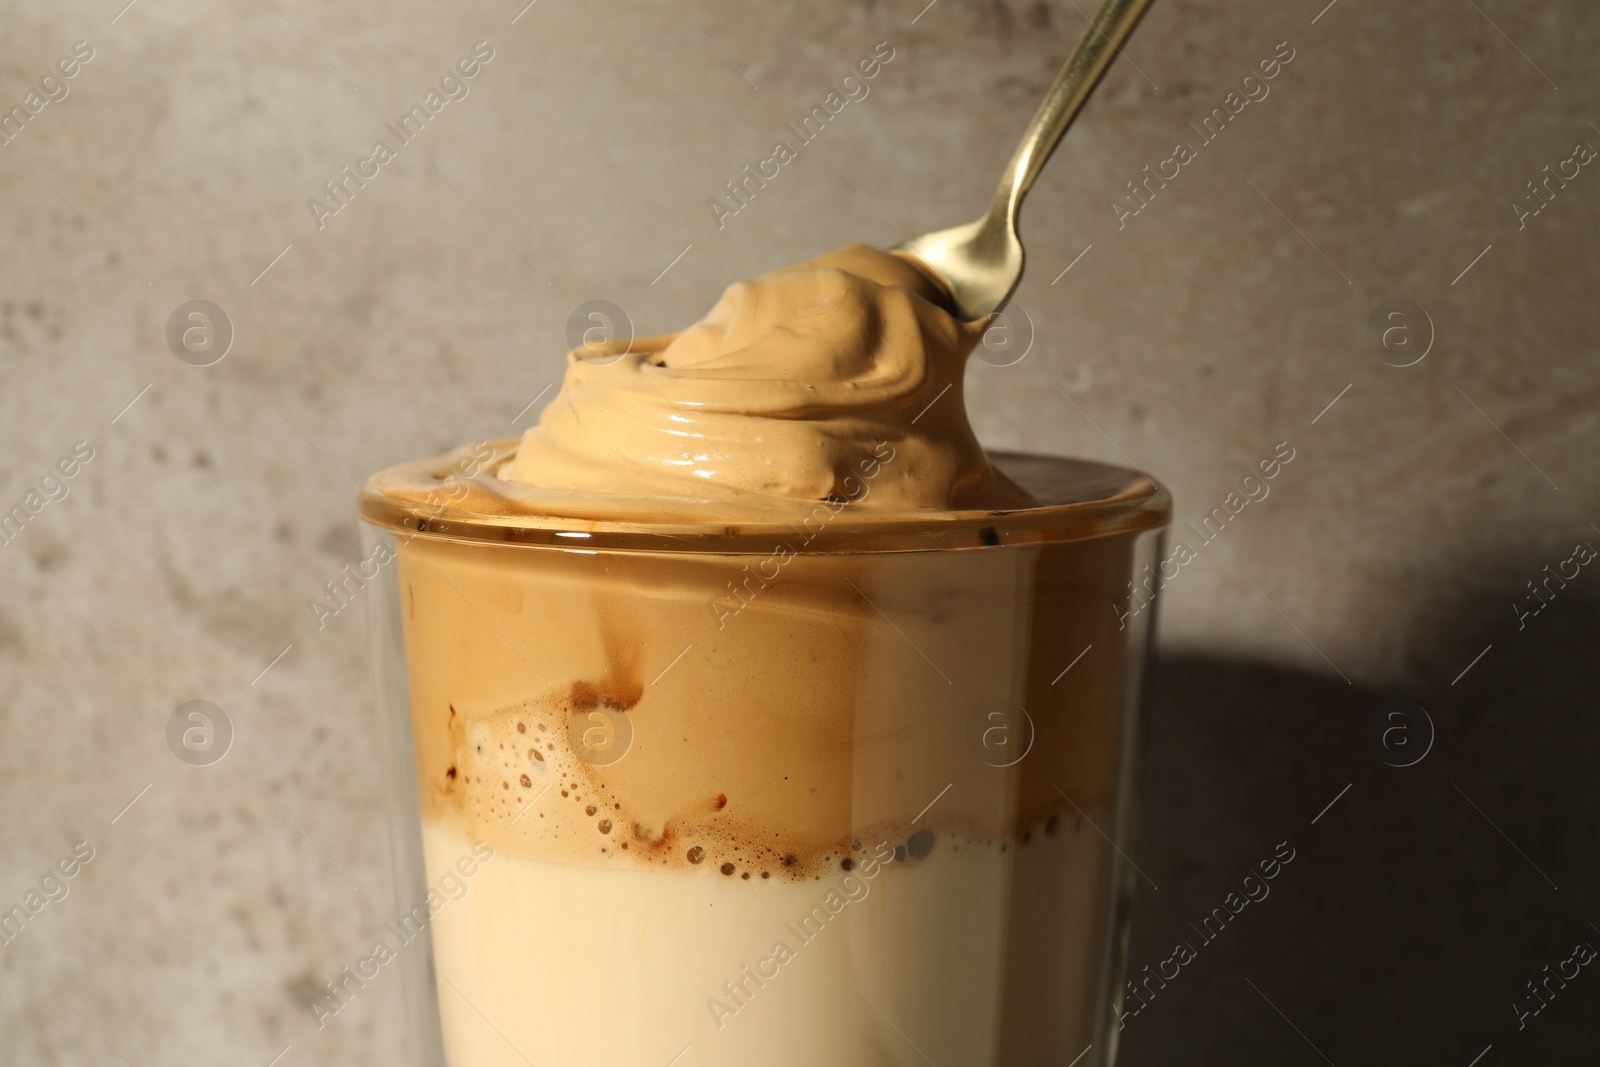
[360,442,1169,1067]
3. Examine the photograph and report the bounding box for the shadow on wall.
[1119,590,1600,1066]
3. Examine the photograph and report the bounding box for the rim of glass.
[358,440,1170,554]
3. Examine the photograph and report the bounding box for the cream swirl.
[500,245,1036,514]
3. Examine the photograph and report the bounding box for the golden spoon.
[895,0,1156,318]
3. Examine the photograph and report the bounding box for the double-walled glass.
[361,444,1169,1067]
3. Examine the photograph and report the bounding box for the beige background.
[2,0,1596,1063]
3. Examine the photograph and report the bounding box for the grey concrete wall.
[1,0,1595,1063]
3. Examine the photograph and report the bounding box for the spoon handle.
[998,0,1156,212]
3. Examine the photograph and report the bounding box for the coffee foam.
[434,686,1053,883]
[496,245,1038,518]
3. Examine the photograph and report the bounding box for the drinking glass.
[360,443,1169,1067]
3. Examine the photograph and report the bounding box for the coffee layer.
[400,530,1135,882]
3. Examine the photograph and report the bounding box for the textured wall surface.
[1,0,1596,1063]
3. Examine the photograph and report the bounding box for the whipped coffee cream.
[497,245,1036,517]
